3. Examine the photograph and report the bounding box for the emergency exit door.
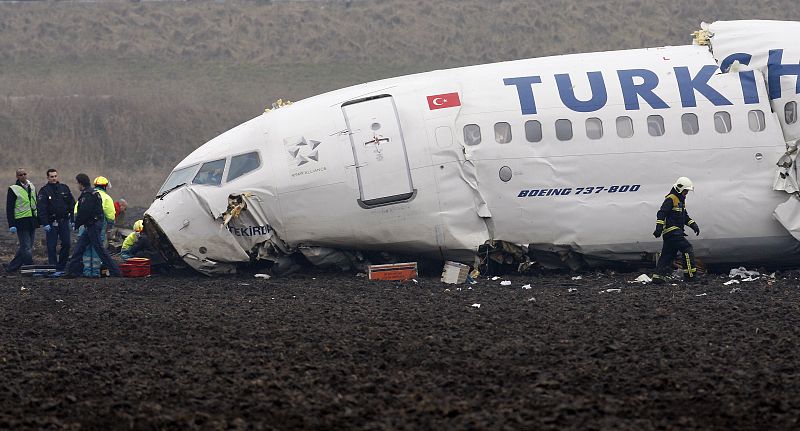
[342,95,415,207]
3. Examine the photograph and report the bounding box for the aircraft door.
[342,95,415,207]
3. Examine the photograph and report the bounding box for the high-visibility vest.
[122,232,139,251]
[9,183,37,220]
[97,189,115,222]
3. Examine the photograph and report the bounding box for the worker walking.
[64,174,121,278]
[5,168,39,273]
[652,177,701,283]
[37,168,76,271]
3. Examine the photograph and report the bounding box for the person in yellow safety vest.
[120,220,143,261]
[5,168,40,273]
[93,176,116,225]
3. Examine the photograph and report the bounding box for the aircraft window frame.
[787,101,798,125]
[681,113,699,135]
[227,151,261,182]
[555,119,573,141]
[525,120,543,143]
[748,109,766,132]
[647,115,665,137]
[616,116,634,138]
[585,117,603,140]
[494,122,512,144]
[158,164,199,195]
[463,124,482,146]
[714,111,732,134]
[192,159,227,186]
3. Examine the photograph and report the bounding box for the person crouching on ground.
[5,168,40,273]
[120,219,143,261]
[652,176,700,283]
[37,168,76,272]
[64,173,121,278]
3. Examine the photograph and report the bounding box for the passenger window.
[786,101,798,125]
[714,111,732,134]
[463,124,481,146]
[555,119,573,141]
[748,110,766,132]
[227,152,261,182]
[647,115,665,137]
[681,113,699,135]
[192,159,226,186]
[494,122,512,144]
[616,116,634,138]
[585,118,603,140]
[525,120,542,142]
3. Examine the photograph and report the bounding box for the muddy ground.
[1,230,799,430]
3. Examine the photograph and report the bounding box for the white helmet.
[674,176,694,193]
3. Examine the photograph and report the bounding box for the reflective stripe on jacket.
[97,189,115,222]
[9,183,37,220]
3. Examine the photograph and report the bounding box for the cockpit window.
[227,152,261,182]
[158,164,198,195]
[192,159,226,186]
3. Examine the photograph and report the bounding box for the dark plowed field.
[1,232,799,430]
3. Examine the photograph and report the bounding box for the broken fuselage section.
[146,20,800,275]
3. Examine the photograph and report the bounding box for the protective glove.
[43,224,51,233]
[691,223,700,236]
[653,225,663,238]
[9,226,17,234]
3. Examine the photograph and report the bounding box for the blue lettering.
[528,189,539,197]
[518,190,529,197]
[721,53,760,104]
[504,76,543,115]
[768,49,800,100]
[561,188,572,195]
[555,71,608,112]
[674,65,732,107]
[617,69,669,110]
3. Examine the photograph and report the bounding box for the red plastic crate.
[121,258,151,277]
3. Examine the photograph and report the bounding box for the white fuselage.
[146,21,800,273]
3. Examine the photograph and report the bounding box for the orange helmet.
[93,176,109,187]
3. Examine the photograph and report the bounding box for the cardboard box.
[368,262,418,281]
[441,261,470,284]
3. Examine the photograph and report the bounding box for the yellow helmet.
[93,176,109,186]
[133,220,144,232]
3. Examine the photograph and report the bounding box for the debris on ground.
[729,267,760,281]
[630,274,653,284]
[254,274,271,279]
[500,280,511,286]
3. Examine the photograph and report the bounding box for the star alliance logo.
[284,136,322,167]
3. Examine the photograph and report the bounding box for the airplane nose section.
[144,186,248,275]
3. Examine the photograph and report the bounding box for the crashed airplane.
[145,20,800,275]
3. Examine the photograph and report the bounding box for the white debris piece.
[527,297,536,302]
[55,299,64,303]
[356,272,367,278]
[601,288,621,294]
[571,276,582,280]
[568,288,578,293]
[629,274,652,284]
[254,274,271,279]
[730,287,742,293]
[471,303,481,308]
[695,293,708,297]
[491,276,500,281]
[729,267,760,281]
[522,284,532,290]
[20,286,26,291]
[723,279,740,286]
[500,280,512,286]
[412,279,418,284]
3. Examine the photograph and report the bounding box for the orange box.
[368,262,418,281]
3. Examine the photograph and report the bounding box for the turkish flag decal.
[427,92,461,110]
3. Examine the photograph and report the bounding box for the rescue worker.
[64,174,121,278]
[93,176,116,233]
[5,168,39,272]
[652,176,701,283]
[120,219,144,261]
[37,168,76,271]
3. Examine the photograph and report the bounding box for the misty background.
[1,0,799,213]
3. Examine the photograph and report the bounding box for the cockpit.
[156,151,261,197]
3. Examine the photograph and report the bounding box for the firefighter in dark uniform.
[652,177,700,283]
